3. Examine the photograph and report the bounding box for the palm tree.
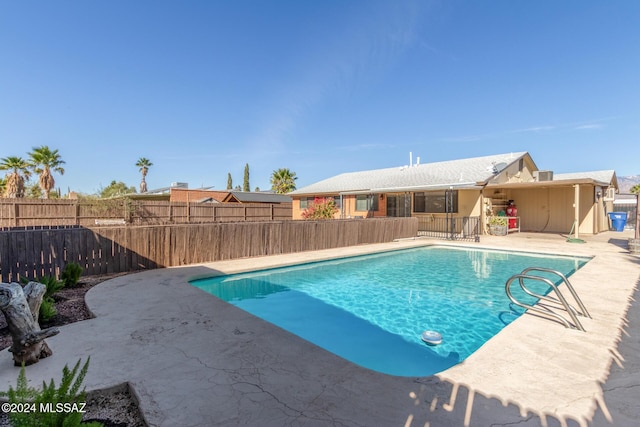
[0,156,32,198]
[28,146,65,199]
[136,157,153,193]
[270,168,297,194]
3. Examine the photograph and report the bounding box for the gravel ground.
[0,274,147,426]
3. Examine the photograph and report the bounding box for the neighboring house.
[290,152,619,235]
[127,185,292,205]
[170,188,229,203]
[170,189,291,204]
[126,182,192,201]
[222,191,292,204]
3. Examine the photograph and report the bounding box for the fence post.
[13,202,18,227]
[271,204,274,220]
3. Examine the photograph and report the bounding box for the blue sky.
[1,1,639,195]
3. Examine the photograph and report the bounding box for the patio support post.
[636,193,639,240]
[574,184,580,239]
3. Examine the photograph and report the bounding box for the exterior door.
[386,194,411,217]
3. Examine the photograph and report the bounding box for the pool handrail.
[519,267,591,319]
[505,273,586,331]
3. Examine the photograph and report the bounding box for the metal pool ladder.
[505,267,591,331]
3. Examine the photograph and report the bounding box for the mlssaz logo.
[39,402,87,413]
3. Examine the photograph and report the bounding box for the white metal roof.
[228,191,292,203]
[552,170,617,186]
[291,152,529,195]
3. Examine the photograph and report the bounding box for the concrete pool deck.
[0,230,638,426]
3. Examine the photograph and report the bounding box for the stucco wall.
[459,190,482,216]
[503,185,598,234]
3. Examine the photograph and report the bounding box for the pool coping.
[0,231,638,426]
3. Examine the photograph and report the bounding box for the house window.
[355,194,378,211]
[300,196,341,210]
[413,191,458,213]
[332,196,342,209]
[299,197,313,209]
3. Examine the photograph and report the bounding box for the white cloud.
[511,125,556,133]
[339,143,396,152]
[574,123,604,130]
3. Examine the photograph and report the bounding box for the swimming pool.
[190,246,589,376]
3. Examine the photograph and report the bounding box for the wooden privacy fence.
[0,199,292,227]
[0,218,418,282]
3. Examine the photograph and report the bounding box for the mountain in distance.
[618,175,640,193]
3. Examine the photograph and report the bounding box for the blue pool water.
[190,246,589,377]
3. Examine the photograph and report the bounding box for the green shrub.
[39,297,57,323]
[61,263,83,287]
[21,275,65,298]
[3,358,102,427]
[19,276,64,324]
[39,276,65,298]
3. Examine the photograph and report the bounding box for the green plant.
[270,168,297,194]
[61,262,83,287]
[20,276,64,324]
[488,216,508,226]
[28,145,66,200]
[19,276,64,296]
[136,157,153,193]
[3,358,102,427]
[39,297,57,323]
[243,163,250,192]
[39,276,65,299]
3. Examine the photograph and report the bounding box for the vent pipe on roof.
[409,152,413,167]
[417,156,420,165]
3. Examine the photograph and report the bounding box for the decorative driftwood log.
[0,282,60,366]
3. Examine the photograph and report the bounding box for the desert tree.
[26,183,44,199]
[226,173,233,190]
[28,146,65,199]
[99,180,137,198]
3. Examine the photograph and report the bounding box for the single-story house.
[289,152,619,235]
